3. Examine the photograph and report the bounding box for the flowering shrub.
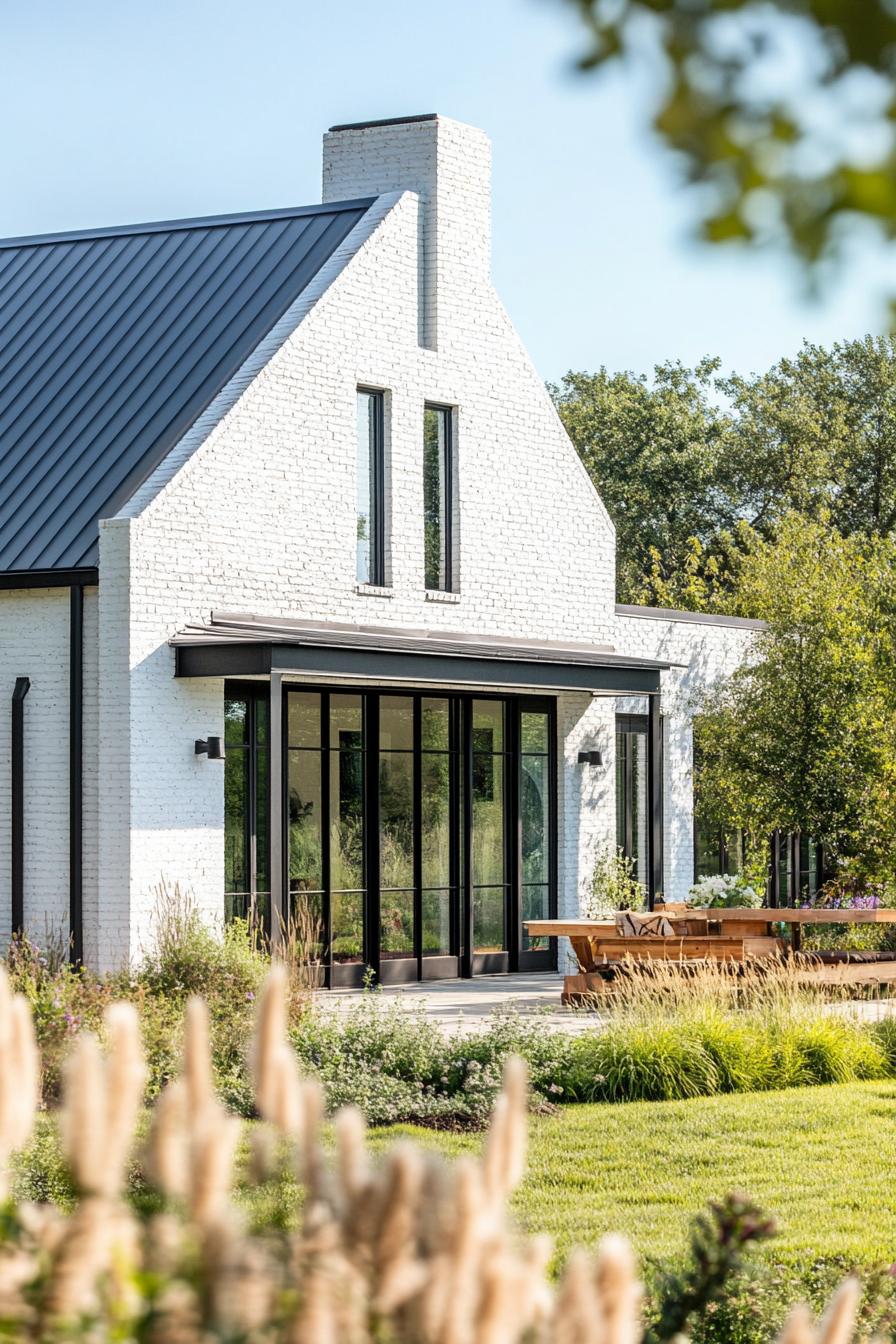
[687,874,762,908]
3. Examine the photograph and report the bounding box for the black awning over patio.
[170,611,676,695]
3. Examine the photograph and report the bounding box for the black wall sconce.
[578,750,603,766]
[195,736,224,760]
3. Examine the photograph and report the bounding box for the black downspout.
[11,677,31,937]
[647,695,664,911]
[69,586,84,964]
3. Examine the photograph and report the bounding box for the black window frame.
[357,387,386,587]
[423,402,454,592]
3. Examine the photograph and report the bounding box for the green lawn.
[372,1080,896,1269]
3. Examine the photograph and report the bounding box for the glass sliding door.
[229,684,557,984]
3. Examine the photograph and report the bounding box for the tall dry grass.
[0,964,863,1342]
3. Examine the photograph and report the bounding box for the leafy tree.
[721,335,896,537]
[694,516,896,878]
[557,335,896,608]
[561,0,896,277]
[550,359,733,602]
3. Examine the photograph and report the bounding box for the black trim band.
[175,641,663,695]
[0,568,98,591]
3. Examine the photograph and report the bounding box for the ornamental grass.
[0,963,869,1342]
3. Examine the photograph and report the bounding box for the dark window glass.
[357,389,385,585]
[224,693,268,923]
[616,722,648,890]
[424,405,452,591]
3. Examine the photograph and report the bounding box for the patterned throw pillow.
[614,911,676,937]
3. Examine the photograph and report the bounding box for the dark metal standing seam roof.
[0,198,374,575]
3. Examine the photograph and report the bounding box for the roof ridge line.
[0,197,378,251]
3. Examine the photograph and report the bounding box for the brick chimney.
[322,113,492,350]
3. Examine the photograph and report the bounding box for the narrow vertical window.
[356,389,385,585]
[423,404,453,591]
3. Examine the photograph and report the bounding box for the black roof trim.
[0,198,376,251]
[328,114,438,132]
[0,567,98,590]
[615,603,765,631]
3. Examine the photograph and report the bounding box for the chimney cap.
[328,113,438,133]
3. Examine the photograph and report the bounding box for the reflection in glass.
[472,699,503,753]
[523,885,550,951]
[616,728,648,890]
[332,891,364,963]
[423,406,450,591]
[474,887,504,953]
[224,698,247,747]
[288,751,322,892]
[380,696,413,751]
[473,758,504,887]
[293,890,324,959]
[520,711,548,754]
[331,760,364,892]
[224,746,247,904]
[330,694,363,748]
[379,752,414,891]
[381,890,414,958]
[421,753,451,888]
[357,390,383,584]
[521,754,548,884]
[422,889,451,956]
[421,698,450,751]
[288,692,320,748]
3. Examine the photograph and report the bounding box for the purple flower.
[245,991,255,1002]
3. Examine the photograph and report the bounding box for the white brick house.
[0,114,759,978]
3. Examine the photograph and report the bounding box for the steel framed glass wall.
[223,684,557,985]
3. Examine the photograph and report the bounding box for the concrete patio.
[319,972,598,1035]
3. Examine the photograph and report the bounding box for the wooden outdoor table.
[680,905,896,953]
[525,909,896,1000]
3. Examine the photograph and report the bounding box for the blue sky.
[2,0,892,384]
